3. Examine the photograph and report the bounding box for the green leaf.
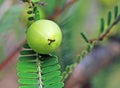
[20,50,36,55]
[107,11,112,26]
[80,32,89,43]
[44,76,62,86]
[23,43,30,49]
[34,7,40,21]
[18,79,40,84]
[17,61,37,68]
[19,56,37,62]
[17,43,64,88]
[42,64,61,74]
[32,0,39,2]
[18,72,39,78]
[41,57,58,67]
[100,18,105,33]
[42,71,61,80]
[45,82,64,88]
[17,66,38,73]
[114,5,118,19]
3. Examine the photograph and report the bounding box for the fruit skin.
[26,20,62,54]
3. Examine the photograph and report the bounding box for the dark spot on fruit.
[48,39,55,45]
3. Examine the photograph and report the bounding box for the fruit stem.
[48,39,55,45]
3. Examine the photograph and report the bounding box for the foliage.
[17,43,64,88]
[1,0,120,88]
[16,0,64,88]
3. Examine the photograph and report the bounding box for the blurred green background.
[0,0,120,88]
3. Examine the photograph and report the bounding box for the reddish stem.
[49,0,77,20]
[0,39,26,71]
[90,15,120,44]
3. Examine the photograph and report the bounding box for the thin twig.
[0,39,26,71]
[99,15,120,40]
[90,15,120,43]
[48,0,77,20]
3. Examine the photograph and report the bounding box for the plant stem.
[90,15,120,43]
[99,15,120,40]
[0,39,26,71]
[37,54,43,88]
[48,0,77,20]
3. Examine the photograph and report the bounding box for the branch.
[48,0,77,20]
[90,15,120,44]
[0,39,26,71]
[65,40,120,88]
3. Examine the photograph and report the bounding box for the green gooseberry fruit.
[26,20,62,54]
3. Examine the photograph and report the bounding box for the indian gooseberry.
[26,20,62,54]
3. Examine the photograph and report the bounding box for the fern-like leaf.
[17,43,64,88]
[100,18,105,34]
[107,11,112,26]
[114,5,118,19]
